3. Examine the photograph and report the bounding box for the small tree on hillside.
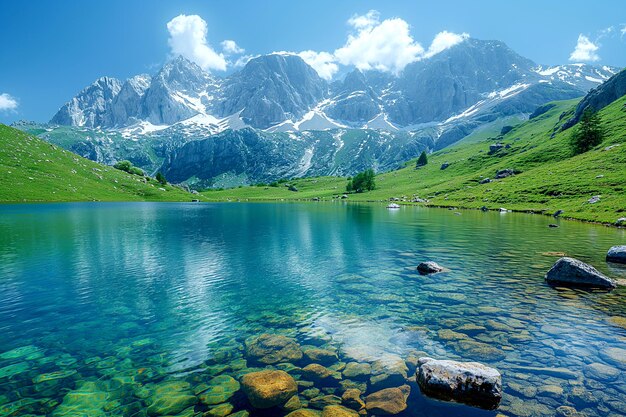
[571,108,604,155]
[415,151,428,168]
[349,169,376,193]
[156,172,167,185]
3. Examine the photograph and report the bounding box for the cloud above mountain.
[0,93,18,112]
[166,11,468,79]
[569,34,600,62]
[298,10,469,79]
[167,14,229,71]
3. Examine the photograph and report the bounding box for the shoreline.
[2,197,624,229]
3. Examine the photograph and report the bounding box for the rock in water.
[606,246,626,264]
[365,386,410,415]
[416,261,447,275]
[545,257,616,289]
[416,357,502,410]
[245,334,303,364]
[241,370,298,409]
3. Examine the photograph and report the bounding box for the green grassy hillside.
[202,96,626,224]
[0,124,203,203]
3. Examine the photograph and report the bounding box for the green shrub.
[571,108,604,154]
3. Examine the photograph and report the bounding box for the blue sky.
[1,0,625,124]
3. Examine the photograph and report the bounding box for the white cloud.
[621,25,626,38]
[221,39,244,55]
[234,54,255,67]
[425,31,470,58]
[0,93,18,112]
[298,50,339,80]
[569,34,600,62]
[335,14,424,73]
[333,11,468,75]
[347,10,380,30]
[167,14,227,71]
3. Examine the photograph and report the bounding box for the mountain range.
[19,38,620,188]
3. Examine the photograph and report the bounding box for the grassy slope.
[202,97,626,224]
[0,124,205,203]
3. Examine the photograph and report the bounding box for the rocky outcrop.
[416,261,447,275]
[606,246,626,264]
[245,334,303,365]
[416,357,502,410]
[563,68,626,130]
[241,370,298,408]
[364,385,410,415]
[51,77,122,127]
[545,257,617,289]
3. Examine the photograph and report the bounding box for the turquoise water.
[0,202,625,417]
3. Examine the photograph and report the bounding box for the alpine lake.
[1,202,625,417]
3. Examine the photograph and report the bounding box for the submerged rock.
[416,357,502,410]
[342,362,371,380]
[606,245,626,264]
[416,261,447,275]
[321,405,359,417]
[341,389,365,410]
[545,257,616,289]
[303,348,338,365]
[241,370,298,408]
[301,364,338,383]
[245,334,303,364]
[365,385,410,415]
[286,409,321,417]
[198,374,240,405]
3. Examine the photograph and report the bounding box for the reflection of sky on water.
[0,202,625,377]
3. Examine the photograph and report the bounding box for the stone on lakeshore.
[301,388,321,399]
[303,348,338,365]
[606,245,626,264]
[341,389,364,411]
[416,261,447,275]
[364,386,410,415]
[537,384,563,398]
[146,380,197,416]
[241,370,298,409]
[342,362,371,380]
[416,357,502,410]
[545,257,616,289]
[245,334,303,364]
[321,405,359,417]
[0,345,41,360]
[198,375,240,405]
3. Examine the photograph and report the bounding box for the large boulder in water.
[606,246,626,264]
[241,370,298,408]
[416,261,447,275]
[416,357,502,410]
[245,334,303,364]
[545,257,616,289]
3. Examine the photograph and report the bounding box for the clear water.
[1,202,625,417]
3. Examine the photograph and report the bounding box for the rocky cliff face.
[563,68,626,129]
[50,77,122,127]
[50,40,619,133]
[161,128,433,188]
[216,54,328,128]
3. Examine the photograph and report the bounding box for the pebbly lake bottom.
[0,202,625,417]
